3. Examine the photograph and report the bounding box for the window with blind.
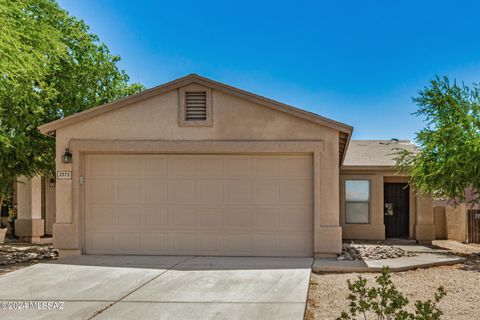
[345,180,370,224]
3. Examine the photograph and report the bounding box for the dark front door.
[384,183,409,238]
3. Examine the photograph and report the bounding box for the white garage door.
[85,154,313,256]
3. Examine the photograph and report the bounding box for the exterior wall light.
[49,178,56,188]
[62,148,72,164]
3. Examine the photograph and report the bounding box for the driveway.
[0,255,312,320]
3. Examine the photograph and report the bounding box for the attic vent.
[185,91,207,121]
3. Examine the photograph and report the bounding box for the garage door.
[84,154,313,256]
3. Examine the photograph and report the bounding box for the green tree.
[396,76,480,205]
[0,0,144,207]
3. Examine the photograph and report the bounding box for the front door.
[384,183,409,238]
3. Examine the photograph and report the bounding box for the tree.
[0,0,144,207]
[396,76,480,205]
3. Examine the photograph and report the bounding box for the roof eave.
[340,164,402,171]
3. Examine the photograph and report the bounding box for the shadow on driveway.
[0,255,313,320]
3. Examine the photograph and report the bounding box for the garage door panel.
[168,180,195,202]
[224,233,252,253]
[225,208,252,229]
[196,208,224,228]
[87,157,114,177]
[89,233,114,252]
[144,181,168,203]
[170,207,195,227]
[280,157,313,177]
[118,182,141,203]
[280,233,314,253]
[279,207,312,230]
[117,233,141,252]
[117,158,140,176]
[279,180,312,203]
[254,181,280,203]
[168,158,195,176]
[85,154,313,256]
[225,158,251,177]
[89,181,115,203]
[254,158,280,177]
[252,234,279,252]
[142,158,167,176]
[196,180,224,203]
[89,207,114,226]
[118,207,140,225]
[170,232,196,251]
[144,207,168,226]
[225,180,252,202]
[196,158,224,176]
[253,208,279,229]
[197,233,224,252]
[142,232,169,252]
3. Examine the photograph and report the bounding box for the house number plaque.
[57,171,72,179]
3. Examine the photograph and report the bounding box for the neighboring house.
[16,74,436,257]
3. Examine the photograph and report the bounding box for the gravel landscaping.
[306,243,480,320]
[0,244,58,276]
[337,243,416,261]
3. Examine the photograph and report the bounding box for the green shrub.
[337,267,446,320]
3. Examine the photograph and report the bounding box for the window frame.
[344,179,371,224]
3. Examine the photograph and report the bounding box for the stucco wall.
[45,177,56,235]
[53,87,341,256]
[445,204,467,242]
[340,169,434,242]
[340,171,386,240]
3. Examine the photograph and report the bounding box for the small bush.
[337,267,446,320]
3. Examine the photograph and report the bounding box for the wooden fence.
[467,209,480,243]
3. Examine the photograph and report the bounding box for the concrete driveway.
[0,255,312,320]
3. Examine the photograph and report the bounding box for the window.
[179,84,212,127]
[345,180,370,224]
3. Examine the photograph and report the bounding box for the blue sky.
[58,0,480,140]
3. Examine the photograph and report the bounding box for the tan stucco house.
[13,74,436,257]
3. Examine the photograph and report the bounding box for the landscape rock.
[0,245,58,266]
[337,243,416,261]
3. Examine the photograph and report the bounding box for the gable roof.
[38,73,353,162]
[343,140,417,168]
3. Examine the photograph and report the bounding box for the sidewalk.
[313,242,465,273]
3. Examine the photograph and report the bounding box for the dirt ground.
[305,242,480,320]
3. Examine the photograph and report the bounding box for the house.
[15,74,436,257]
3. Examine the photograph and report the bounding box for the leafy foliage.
[395,76,480,204]
[0,0,144,205]
[337,267,446,320]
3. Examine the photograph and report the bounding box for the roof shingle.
[343,140,417,167]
